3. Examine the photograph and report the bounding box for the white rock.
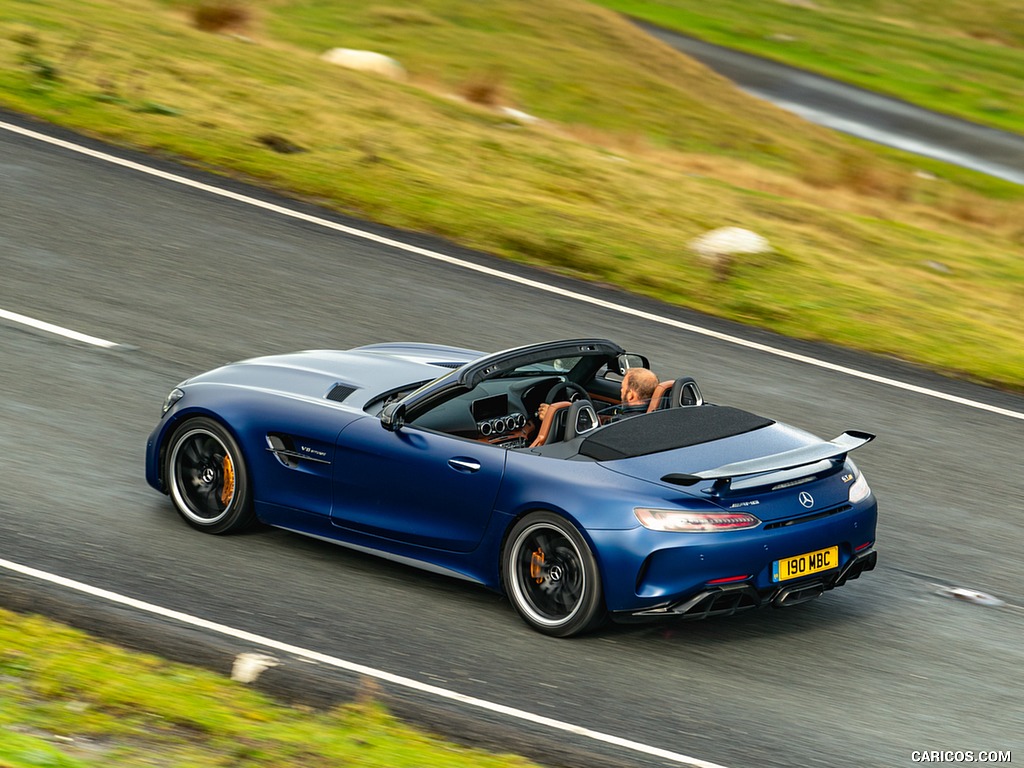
[499,106,540,124]
[231,652,279,683]
[321,48,406,80]
[690,227,771,259]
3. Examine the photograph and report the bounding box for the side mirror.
[616,353,650,376]
[380,402,406,432]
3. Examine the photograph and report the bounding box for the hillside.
[1,0,1021,388]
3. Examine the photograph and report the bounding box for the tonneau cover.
[579,406,774,461]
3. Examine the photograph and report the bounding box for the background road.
[637,21,1024,185]
[1,114,1022,768]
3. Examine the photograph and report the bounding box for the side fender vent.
[266,433,332,467]
[326,384,357,403]
[267,434,299,468]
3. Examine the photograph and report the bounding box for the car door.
[330,417,506,552]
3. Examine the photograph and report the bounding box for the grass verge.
[0,607,538,768]
[0,0,1021,389]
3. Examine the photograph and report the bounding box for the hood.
[183,347,470,407]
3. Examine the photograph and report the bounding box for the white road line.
[0,557,729,768]
[3,119,1022,422]
[0,307,119,348]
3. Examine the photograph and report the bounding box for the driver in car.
[538,367,658,423]
[598,367,658,421]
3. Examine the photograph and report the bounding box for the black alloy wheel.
[502,511,606,637]
[165,417,255,534]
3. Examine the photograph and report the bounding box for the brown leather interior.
[529,401,571,448]
[647,380,674,412]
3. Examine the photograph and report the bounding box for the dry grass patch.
[458,67,507,107]
[190,1,253,34]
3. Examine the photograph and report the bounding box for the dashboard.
[471,393,528,437]
[410,375,563,447]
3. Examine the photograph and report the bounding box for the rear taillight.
[848,472,872,503]
[634,508,761,532]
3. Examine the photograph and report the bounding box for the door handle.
[448,457,481,473]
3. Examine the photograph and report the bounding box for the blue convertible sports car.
[146,338,878,637]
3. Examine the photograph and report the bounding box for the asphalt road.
[636,21,1024,185]
[2,113,1023,768]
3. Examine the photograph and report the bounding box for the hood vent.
[431,361,464,369]
[326,384,357,403]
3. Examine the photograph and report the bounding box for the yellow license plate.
[772,546,839,582]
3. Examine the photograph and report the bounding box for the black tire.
[502,511,606,637]
[165,417,255,534]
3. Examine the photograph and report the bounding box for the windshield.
[496,356,583,378]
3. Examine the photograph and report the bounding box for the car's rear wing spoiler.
[661,430,875,488]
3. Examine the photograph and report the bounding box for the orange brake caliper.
[220,455,235,507]
[530,548,545,584]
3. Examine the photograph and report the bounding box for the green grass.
[594,0,1024,136]
[0,0,1022,389]
[0,608,538,768]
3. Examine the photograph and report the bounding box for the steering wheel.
[529,381,593,448]
[543,380,590,406]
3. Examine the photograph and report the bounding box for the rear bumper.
[612,548,877,623]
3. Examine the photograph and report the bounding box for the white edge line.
[0,557,729,768]
[3,119,1021,422]
[0,308,119,348]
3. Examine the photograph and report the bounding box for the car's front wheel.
[502,512,606,637]
[165,417,255,534]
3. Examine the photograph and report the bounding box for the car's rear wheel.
[502,511,606,637]
[165,417,254,534]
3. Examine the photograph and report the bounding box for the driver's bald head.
[622,367,658,402]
